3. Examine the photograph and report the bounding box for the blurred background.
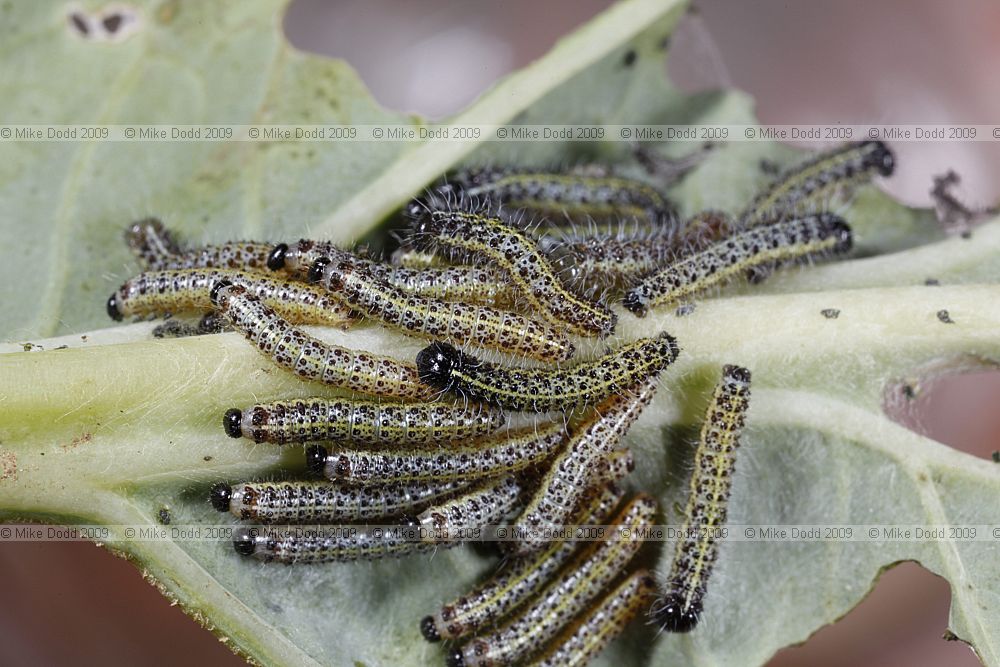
[1,1,998,665]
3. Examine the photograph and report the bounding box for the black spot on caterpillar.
[653,364,751,633]
[223,398,502,446]
[415,333,679,413]
[623,214,852,316]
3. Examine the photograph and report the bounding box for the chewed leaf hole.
[885,362,1000,462]
[768,562,980,667]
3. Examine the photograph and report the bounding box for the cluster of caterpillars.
[107,140,891,665]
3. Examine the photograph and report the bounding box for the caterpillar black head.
[223,409,243,439]
[266,243,289,271]
[210,482,232,512]
[445,649,466,667]
[209,279,234,307]
[305,445,328,476]
[622,290,649,318]
[106,293,123,321]
[419,616,440,643]
[820,214,853,254]
[865,140,895,177]
[307,256,332,284]
[415,341,463,391]
[232,527,257,557]
[653,593,702,633]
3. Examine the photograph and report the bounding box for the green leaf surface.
[2,1,998,666]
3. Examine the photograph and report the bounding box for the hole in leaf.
[767,562,980,667]
[886,361,1000,461]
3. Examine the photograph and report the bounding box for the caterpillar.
[125,218,181,268]
[305,422,566,484]
[448,494,658,667]
[417,475,522,543]
[532,569,657,667]
[431,166,674,226]
[415,333,679,413]
[106,269,357,328]
[653,364,751,633]
[232,521,449,564]
[542,210,733,295]
[409,210,617,338]
[308,257,575,363]
[211,282,434,401]
[510,374,659,556]
[222,397,503,446]
[210,479,468,523]
[622,214,852,317]
[267,240,513,307]
[738,140,894,227]
[124,218,273,271]
[421,484,625,642]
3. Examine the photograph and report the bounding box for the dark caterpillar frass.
[415,334,679,413]
[653,364,751,633]
[739,140,894,227]
[622,214,852,316]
